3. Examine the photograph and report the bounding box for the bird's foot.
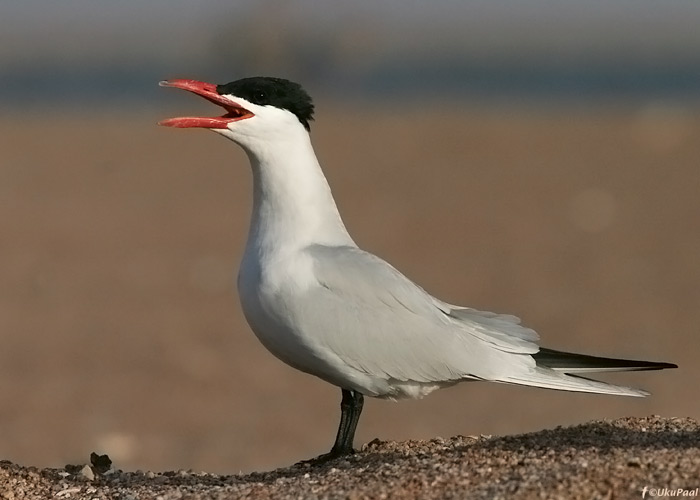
[298,447,356,466]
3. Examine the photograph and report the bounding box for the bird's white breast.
[237,247,343,380]
[239,248,310,360]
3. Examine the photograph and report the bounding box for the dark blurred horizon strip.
[3,60,700,111]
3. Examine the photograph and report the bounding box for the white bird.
[159,77,676,461]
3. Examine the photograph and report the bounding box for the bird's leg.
[331,389,364,455]
[302,388,364,464]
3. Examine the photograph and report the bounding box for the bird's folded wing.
[300,245,540,383]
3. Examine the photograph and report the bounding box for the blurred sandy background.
[1,1,699,475]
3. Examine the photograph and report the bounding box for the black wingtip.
[534,347,678,372]
[652,361,679,370]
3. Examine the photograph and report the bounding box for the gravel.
[2,416,698,500]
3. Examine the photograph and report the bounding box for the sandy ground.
[0,105,698,478]
[2,416,698,499]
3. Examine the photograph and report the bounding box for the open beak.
[158,79,254,129]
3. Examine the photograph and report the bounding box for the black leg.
[330,389,364,455]
[302,388,364,464]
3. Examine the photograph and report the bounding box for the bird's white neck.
[240,131,355,257]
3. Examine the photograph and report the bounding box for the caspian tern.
[159,76,677,462]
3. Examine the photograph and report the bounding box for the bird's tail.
[502,348,677,397]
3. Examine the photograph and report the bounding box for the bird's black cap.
[216,77,315,131]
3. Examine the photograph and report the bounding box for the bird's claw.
[298,448,356,466]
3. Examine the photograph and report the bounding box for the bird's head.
[158,76,315,148]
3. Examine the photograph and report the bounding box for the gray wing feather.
[300,245,539,384]
[435,302,540,352]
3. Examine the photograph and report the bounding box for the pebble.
[80,465,95,481]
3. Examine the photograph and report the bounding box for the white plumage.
[159,76,675,460]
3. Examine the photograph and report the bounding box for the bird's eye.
[254,91,267,104]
